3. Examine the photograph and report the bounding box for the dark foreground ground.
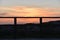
[0,25,60,38]
[1,38,60,40]
[0,20,60,39]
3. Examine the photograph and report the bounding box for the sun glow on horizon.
[0,6,60,24]
[0,6,60,17]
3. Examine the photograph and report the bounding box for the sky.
[0,0,60,8]
[0,0,60,24]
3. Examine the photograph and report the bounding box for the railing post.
[40,17,43,36]
[14,17,16,39]
[40,17,42,24]
[14,17,17,25]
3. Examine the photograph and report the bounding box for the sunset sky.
[0,0,60,24]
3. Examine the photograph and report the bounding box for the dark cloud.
[0,13,8,15]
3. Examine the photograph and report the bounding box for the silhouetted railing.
[0,17,60,25]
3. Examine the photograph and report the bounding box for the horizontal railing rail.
[0,17,60,25]
[0,17,60,18]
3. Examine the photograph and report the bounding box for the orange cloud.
[0,6,60,17]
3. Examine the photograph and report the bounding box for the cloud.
[0,13,7,15]
[0,6,60,17]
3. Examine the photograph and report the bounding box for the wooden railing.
[0,17,60,25]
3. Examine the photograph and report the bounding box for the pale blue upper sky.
[0,0,60,8]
